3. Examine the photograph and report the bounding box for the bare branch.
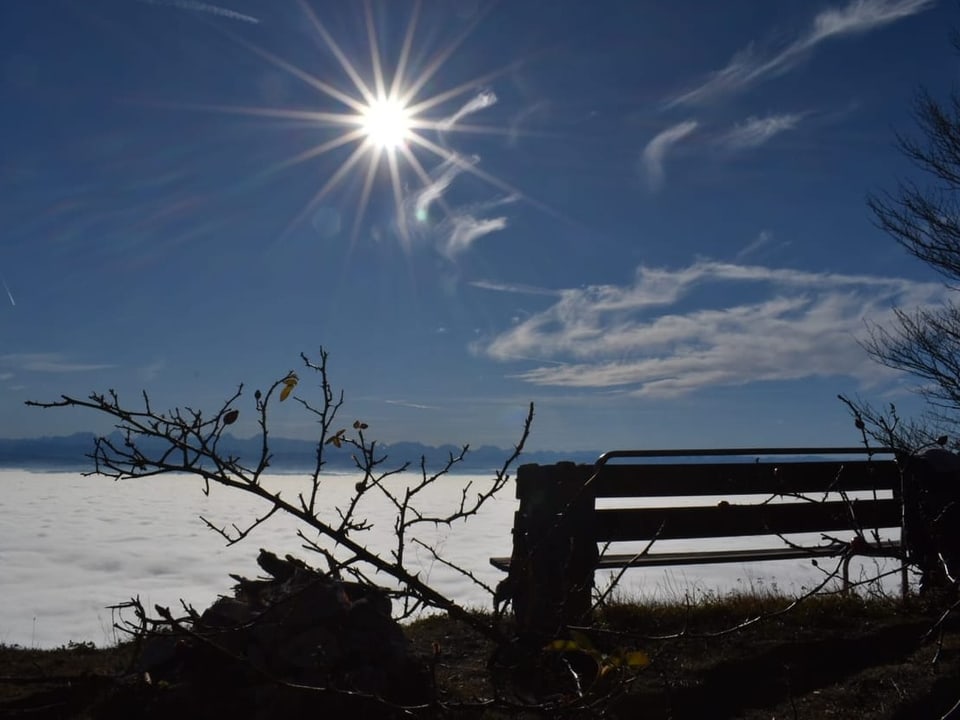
[25,349,534,648]
[200,503,282,546]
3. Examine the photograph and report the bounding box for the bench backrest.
[516,447,903,544]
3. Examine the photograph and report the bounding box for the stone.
[132,549,432,712]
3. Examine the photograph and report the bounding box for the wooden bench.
[491,447,907,637]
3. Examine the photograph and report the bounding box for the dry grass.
[1,590,958,718]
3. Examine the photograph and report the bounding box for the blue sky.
[0,0,954,452]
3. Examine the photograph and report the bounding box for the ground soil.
[1,593,958,719]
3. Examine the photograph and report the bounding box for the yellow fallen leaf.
[569,630,597,653]
[545,639,579,652]
[623,651,650,668]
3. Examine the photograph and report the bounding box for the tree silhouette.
[865,76,960,422]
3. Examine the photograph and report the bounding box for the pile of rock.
[133,549,431,714]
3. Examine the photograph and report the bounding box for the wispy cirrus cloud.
[0,353,114,373]
[641,120,698,190]
[476,260,946,397]
[438,90,497,131]
[469,279,563,297]
[445,214,510,257]
[384,399,440,410]
[139,359,165,382]
[735,230,779,260]
[402,91,515,258]
[1,275,14,307]
[668,0,934,107]
[720,113,804,150]
[410,153,463,223]
[406,155,515,259]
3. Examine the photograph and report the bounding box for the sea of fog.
[0,469,904,648]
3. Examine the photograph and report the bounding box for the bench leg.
[844,552,910,599]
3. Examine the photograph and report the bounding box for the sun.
[186,0,534,246]
[360,95,412,151]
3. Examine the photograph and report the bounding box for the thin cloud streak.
[384,399,440,410]
[469,279,563,297]
[735,230,775,260]
[411,154,464,222]
[1,275,14,307]
[721,113,803,150]
[0,353,115,373]
[641,120,698,190]
[438,90,497,131]
[439,193,517,257]
[406,157,515,259]
[478,260,947,397]
[668,0,933,106]
[445,216,508,257]
[135,0,260,24]
[398,90,514,258]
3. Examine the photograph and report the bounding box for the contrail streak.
[136,0,260,24]
[2,276,14,307]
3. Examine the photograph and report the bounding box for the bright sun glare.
[361,96,412,150]
[195,0,530,246]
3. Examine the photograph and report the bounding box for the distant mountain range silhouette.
[0,432,601,472]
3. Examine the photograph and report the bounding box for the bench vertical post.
[508,462,597,639]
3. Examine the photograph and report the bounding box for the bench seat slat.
[590,461,901,498]
[489,540,902,572]
[596,542,903,568]
[595,498,901,542]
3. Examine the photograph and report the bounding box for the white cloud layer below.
[478,261,948,397]
[0,470,857,647]
[0,471,514,647]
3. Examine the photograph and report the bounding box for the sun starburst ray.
[387,149,408,246]
[285,140,373,234]
[258,129,368,179]
[297,0,376,106]
[397,6,493,107]
[404,62,518,118]
[408,134,524,198]
[226,29,368,114]
[408,133,561,219]
[389,0,421,102]
[162,102,360,125]
[364,0,388,101]
[398,143,457,221]
[351,150,383,243]
[410,121,525,138]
